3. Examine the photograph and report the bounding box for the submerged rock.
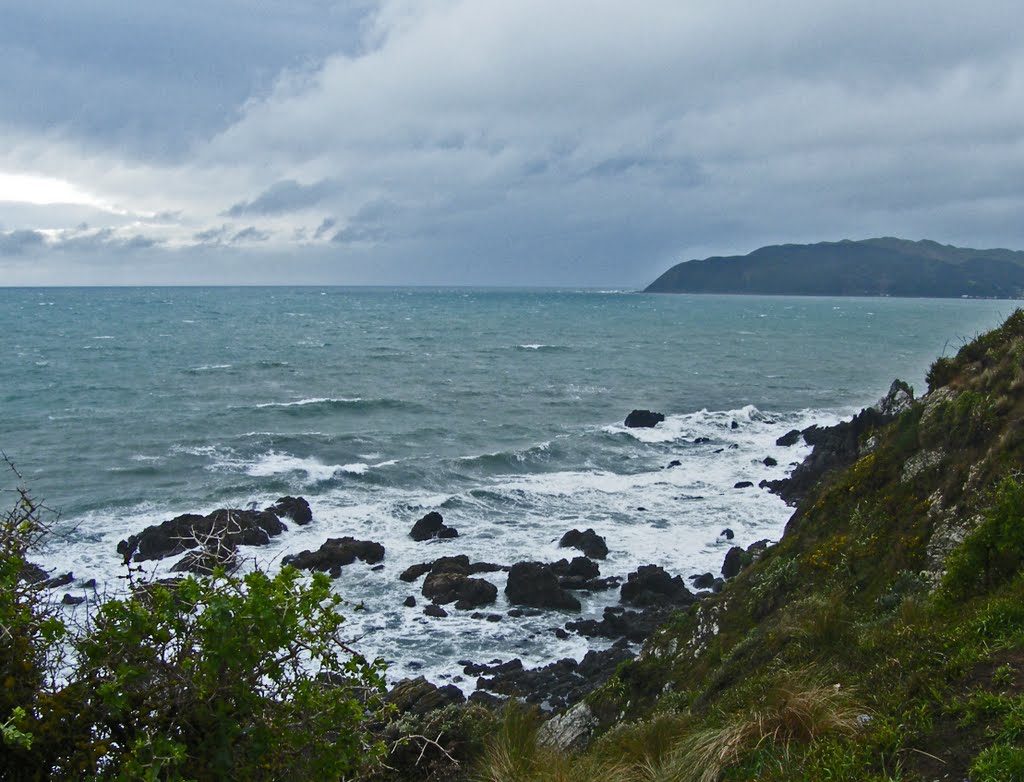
[624,409,665,428]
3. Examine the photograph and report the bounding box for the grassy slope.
[477,310,1024,781]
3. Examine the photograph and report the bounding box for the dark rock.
[403,595,417,607]
[551,557,600,580]
[636,506,647,512]
[42,572,74,589]
[567,606,672,643]
[624,409,665,428]
[694,436,711,444]
[554,628,569,639]
[476,644,633,712]
[371,564,384,572]
[720,528,735,540]
[721,540,771,579]
[409,511,459,541]
[690,572,716,590]
[422,571,498,609]
[667,460,682,468]
[467,691,503,707]
[734,481,754,489]
[486,614,502,622]
[463,659,523,677]
[507,609,524,618]
[424,604,448,618]
[763,456,778,467]
[722,546,745,578]
[766,381,913,505]
[266,496,312,525]
[282,537,385,577]
[19,562,48,584]
[620,565,694,607]
[558,528,608,559]
[505,562,581,611]
[82,579,97,589]
[429,555,472,575]
[118,509,286,563]
[776,429,803,447]
[386,676,465,716]
[400,562,433,582]
[61,594,86,606]
[731,420,739,429]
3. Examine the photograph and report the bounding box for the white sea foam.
[255,397,361,408]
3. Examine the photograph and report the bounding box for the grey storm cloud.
[0,229,46,256]
[3,0,1024,285]
[225,179,337,217]
[231,226,270,243]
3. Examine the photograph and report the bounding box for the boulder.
[538,702,598,752]
[61,594,86,606]
[423,604,448,618]
[776,429,802,447]
[505,562,581,611]
[567,606,671,643]
[624,409,665,428]
[42,572,74,589]
[620,565,694,607]
[265,496,312,525]
[763,456,778,467]
[720,528,735,540]
[403,596,417,607]
[117,509,286,563]
[386,677,465,716]
[690,572,716,589]
[400,563,433,582]
[282,537,385,577]
[721,546,745,578]
[558,528,608,559]
[734,481,754,489]
[422,572,498,610]
[476,643,632,712]
[409,511,459,541]
[551,557,600,580]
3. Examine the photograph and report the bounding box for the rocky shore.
[95,385,916,721]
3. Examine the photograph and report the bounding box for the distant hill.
[645,237,1024,297]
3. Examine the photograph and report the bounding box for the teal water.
[0,287,1013,682]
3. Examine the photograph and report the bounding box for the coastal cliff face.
[571,309,1024,780]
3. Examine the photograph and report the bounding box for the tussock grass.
[656,669,863,782]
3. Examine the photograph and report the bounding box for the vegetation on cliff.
[472,308,1024,781]
[645,238,1024,298]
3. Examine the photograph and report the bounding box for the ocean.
[0,287,1013,686]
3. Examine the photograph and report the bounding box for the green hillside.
[646,238,1024,298]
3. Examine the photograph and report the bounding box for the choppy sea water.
[0,287,1013,685]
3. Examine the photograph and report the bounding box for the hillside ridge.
[646,238,1024,298]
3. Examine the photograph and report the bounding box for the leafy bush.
[944,477,1024,600]
[926,356,957,391]
[1,469,388,781]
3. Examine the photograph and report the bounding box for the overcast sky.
[1,0,1022,286]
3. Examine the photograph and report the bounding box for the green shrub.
[970,743,1024,782]
[1,468,388,781]
[926,356,957,391]
[944,477,1024,600]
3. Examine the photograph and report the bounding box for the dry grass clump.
[474,702,633,782]
[651,669,863,782]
